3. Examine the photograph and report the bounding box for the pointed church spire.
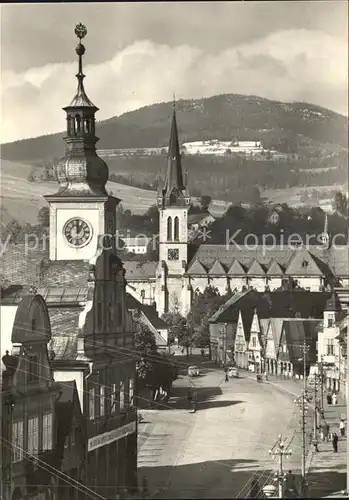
[162,101,187,206]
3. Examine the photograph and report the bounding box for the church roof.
[267,259,285,275]
[187,259,208,275]
[208,260,226,275]
[247,259,266,276]
[126,293,168,330]
[285,248,323,276]
[189,244,348,277]
[227,259,247,275]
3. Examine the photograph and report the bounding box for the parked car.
[188,365,200,377]
[228,366,239,378]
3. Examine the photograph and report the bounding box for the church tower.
[45,24,119,261]
[156,103,191,313]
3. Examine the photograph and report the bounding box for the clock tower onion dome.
[54,23,109,197]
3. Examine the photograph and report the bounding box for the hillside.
[1,94,347,163]
[0,160,344,226]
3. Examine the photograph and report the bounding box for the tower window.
[174,217,179,241]
[75,114,81,134]
[167,217,172,241]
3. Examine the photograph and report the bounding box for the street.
[137,361,310,498]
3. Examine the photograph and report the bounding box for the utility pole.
[224,323,227,366]
[344,311,349,495]
[269,435,292,498]
[319,354,324,412]
[1,366,14,500]
[295,390,309,497]
[312,375,318,452]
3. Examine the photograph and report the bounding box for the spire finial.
[74,23,87,77]
[173,92,176,111]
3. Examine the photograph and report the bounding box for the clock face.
[63,218,92,248]
[168,248,179,261]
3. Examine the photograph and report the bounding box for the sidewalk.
[306,396,347,497]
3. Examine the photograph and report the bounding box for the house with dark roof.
[55,380,86,500]
[126,293,169,351]
[278,319,320,377]
[317,291,347,394]
[208,289,330,371]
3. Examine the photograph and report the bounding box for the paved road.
[137,366,311,498]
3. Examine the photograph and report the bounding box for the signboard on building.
[88,421,136,452]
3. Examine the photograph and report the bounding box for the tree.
[134,323,158,390]
[37,206,49,227]
[189,286,232,350]
[4,219,22,244]
[333,191,348,216]
[162,311,187,345]
[200,195,212,213]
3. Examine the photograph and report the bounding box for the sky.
[1,1,348,144]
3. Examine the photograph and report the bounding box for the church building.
[124,113,349,318]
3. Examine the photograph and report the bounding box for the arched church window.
[167,217,172,241]
[174,217,179,241]
[31,318,36,333]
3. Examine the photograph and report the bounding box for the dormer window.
[301,260,308,268]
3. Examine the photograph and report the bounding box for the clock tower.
[156,103,191,313]
[45,24,119,261]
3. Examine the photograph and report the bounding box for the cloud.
[1,28,347,144]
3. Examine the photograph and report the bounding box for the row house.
[209,289,329,375]
[0,293,86,500]
[317,292,347,393]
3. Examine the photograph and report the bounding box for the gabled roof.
[187,259,207,275]
[241,309,254,342]
[208,260,226,275]
[285,248,323,276]
[267,259,284,275]
[227,258,246,275]
[325,291,342,312]
[281,319,319,365]
[188,212,214,225]
[328,245,349,276]
[270,318,285,353]
[208,290,252,323]
[247,259,266,276]
[126,294,168,330]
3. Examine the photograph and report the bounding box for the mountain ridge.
[1,93,347,163]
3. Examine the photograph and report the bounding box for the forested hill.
[1,93,348,162]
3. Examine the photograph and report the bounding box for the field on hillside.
[0,160,345,225]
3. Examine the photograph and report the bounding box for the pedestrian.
[327,392,332,405]
[323,421,330,441]
[332,432,338,452]
[319,424,324,441]
[201,348,205,357]
[339,418,346,438]
[187,388,192,409]
[332,392,338,405]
